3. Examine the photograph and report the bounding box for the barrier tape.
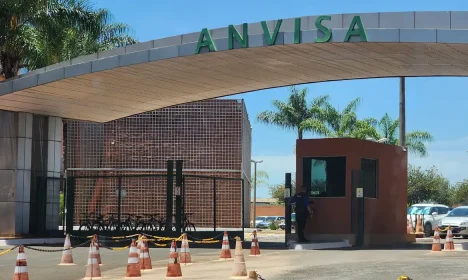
[0,245,19,257]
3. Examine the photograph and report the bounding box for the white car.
[407,203,450,237]
[438,206,468,238]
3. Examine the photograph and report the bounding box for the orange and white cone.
[13,245,29,280]
[137,235,143,256]
[407,218,414,234]
[231,237,248,278]
[431,227,442,252]
[139,236,152,271]
[249,230,261,256]
[444,226,456,251]
[84,241,101,279]
[59,234,75,265]
[166,240,182,279]
[415,215,424,234]
[125,239,141,278]
[219,231,232,260]
[93,234,102,266]
[179,233,192,265]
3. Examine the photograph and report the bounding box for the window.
[302,157,346,197]
[361,158,378,198]
[437,207,449,215]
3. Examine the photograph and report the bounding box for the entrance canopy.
[1,11,468,122]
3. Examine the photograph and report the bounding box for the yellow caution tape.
[0,246,17,257]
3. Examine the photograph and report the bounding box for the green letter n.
[195,28,217,54]
[344,16,368,42]
[229,24,248,49]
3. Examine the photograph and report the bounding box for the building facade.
[65,99,251,229]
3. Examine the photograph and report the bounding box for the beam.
[399,77,406,147]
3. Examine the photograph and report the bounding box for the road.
[1,236,467,279]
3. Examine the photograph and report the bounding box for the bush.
[268,221,278,230]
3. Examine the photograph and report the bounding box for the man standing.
[290,186,313,242]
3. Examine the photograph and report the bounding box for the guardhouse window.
[302,157,346,197]
[361,158,378,198]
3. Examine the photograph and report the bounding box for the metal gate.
[64,160,245,240]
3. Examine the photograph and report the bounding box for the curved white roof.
[2,11,468,122]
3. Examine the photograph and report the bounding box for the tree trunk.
[1,51,21,79]
[298,128,303,140]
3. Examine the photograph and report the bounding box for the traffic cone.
[125,239,141,278]
[220,231,232,260]
[166,240,182,279]
[93,234,102,266]
[180,233,192,265]
[137,234,142,256]
[13,245,29,280]
[139,236,152,271]
[59,234,75,265]
[431,227,442,252]
[84,241,101,279]
[249,230,261,256]
[444,226,456,251]
[407,218,414,234]
[415,215,424,234]
[231,237,248,278]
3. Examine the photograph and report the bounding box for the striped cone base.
[126,240,142,278]
[444,227,456,251]
[84,241,101,280]
[13,246,29,280]
[431,227,441,252]
[219,231,232,260]
[166,240,182,278]
[59,234,75,265]
[139,237,152,271]
[180,233,192,265]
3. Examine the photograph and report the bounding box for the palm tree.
[257,86,330,140]
[374,113,433,157]
[300,97,377,139]
[0,0,136,79]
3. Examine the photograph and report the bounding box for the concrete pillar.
[0,111,63,235]
[0,111,33,235]
[45,117,63,230]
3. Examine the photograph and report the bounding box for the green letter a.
[344,16,367,42]
[195,28,217,54]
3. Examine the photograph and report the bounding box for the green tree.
[257,86,330,140]
[373,113,434,157]
[0,0,136,79]
[251,170,269,189]
[268,179,296,204]
[300,97,377,139]
[451,179,468,206]
[407,165,452,206]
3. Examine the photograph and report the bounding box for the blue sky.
[95,0,468,197]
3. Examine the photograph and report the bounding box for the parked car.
[438,206,468,238]
[253,216,268,228]
[279,213,296,230]
[407,203,450,237]
[256,216,284,229]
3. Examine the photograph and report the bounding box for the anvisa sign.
[195,15,367,54]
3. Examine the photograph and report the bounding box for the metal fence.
[65,173,244,238]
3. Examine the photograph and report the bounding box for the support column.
[0,111,33,235]
[399,77,406,147]
[45,117,63,230]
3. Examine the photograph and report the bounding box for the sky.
[94,0,468,197]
